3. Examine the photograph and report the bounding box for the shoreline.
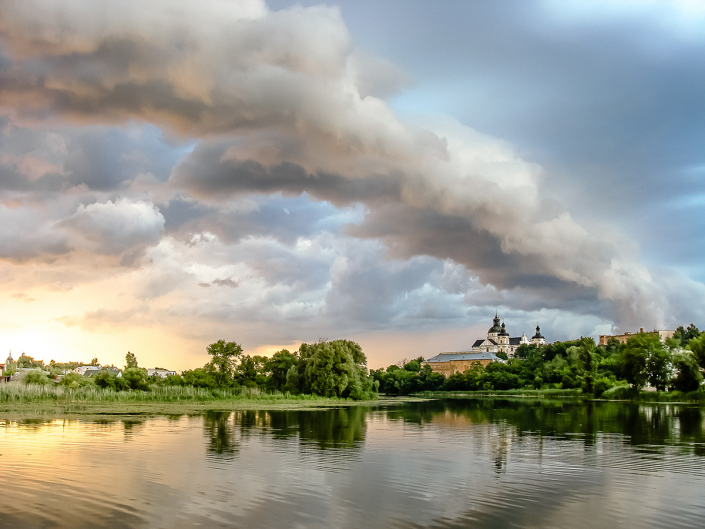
[0,396,431,421]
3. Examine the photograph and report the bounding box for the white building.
[471,314,546,358]
[147,369,176,378]
[74,365,102,376]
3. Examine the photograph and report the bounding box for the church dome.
[532,324,544,340]
[500,321,509,336]
[488,313,502,334]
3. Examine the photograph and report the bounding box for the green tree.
[299,340,375,400]
[283,365,300,393]
[125,351,139,369]
[266,349,299,390]
[182,368,217,388]
[619,334,669,390]
[206,340,243,387]
[16,354,43,369]
[687,334,705,368]
[671,352,703,392]
[122,367,149,390]
[675,324,701,347]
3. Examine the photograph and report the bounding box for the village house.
[147,368,177,378]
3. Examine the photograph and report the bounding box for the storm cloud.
[0,0,703,367]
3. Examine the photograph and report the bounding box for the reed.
[0,383,350,404]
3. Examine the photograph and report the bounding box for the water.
[1,399,704,528]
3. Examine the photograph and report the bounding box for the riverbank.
[0,384,429,419]
[414,387,705,403]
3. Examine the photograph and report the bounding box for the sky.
[0,0,703,370]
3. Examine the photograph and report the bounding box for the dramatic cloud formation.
[0,0,702,367]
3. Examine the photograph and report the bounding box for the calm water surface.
[1,399,704,528]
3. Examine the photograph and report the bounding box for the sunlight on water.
[0,401,704,528]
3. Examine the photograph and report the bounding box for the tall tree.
[206,340,243,387]
[125,351,139,369]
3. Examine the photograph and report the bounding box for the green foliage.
[206,340,243,386]
[59,372,96,389]
[404,359,422,372]
[616,334,672,391]
[266,350,299,390]
[164,374,184,386]
[23,369,51,385]
[671,352,703,392]
[122,368,149,390]
[236,355,268,387]
[182,368,217,388]
[298,340,375,400]
[93,369,130,391]
[601,382,634,400]
[16,354,43,369]
[687,334,705,367]
[675,324,701,347]
[125,351,139,369]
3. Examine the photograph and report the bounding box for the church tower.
[531,324,546,345]
[487,312,502,341]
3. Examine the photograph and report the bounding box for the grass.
[0,383,428,419]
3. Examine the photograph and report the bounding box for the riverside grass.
[0,383,431,419]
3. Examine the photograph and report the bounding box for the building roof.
[533,324,544,340]
[509,337,522,345]
[423,352,502,363]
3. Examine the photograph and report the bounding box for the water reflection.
[387,399,705,453]
[203,407,367,461]
[0,401,703,529]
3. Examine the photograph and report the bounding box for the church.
[471,313,545,357]
[421,314,546,377]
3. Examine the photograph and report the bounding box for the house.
[147,368,176,378]
[74,365,102,376]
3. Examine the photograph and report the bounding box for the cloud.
[57,306,152,332]
[0,0,702,340]
[59,199,165,255]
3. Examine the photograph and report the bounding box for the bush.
[593,377,614,397]
[601,383,634,400]
[59,372,96,389]
[122,368,149,391]
[24,369,52,385]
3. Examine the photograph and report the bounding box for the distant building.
[147,368,176,378]
[74,366,102,376]
[422,352,503,377]
[421,314,548,376]
[471,314,546,357]
[598,328,675,346]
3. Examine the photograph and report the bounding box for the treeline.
[373,324,705,398]
[21,339,378,401]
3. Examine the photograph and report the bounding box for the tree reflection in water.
[203,407,368,460]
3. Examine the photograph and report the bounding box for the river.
[1,399,704,528]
